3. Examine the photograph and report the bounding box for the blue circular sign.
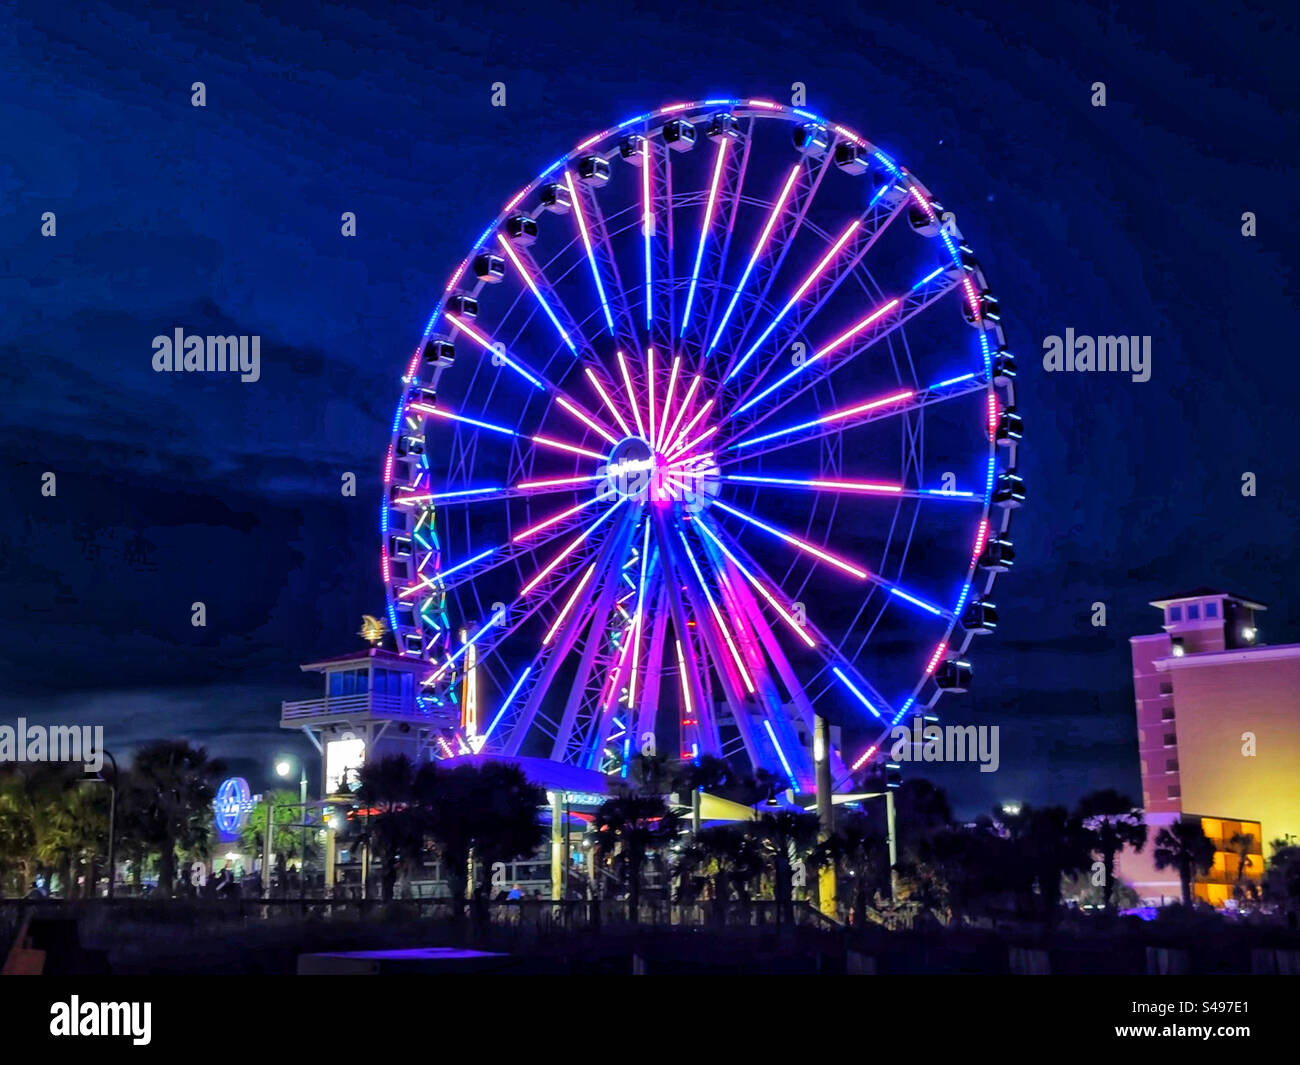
[214,777,251,836]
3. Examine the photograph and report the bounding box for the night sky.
[2,0,1296,816]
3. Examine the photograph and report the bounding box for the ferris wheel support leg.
[548,513,641,762]
[654,513,730,760]
[632,584,670,761]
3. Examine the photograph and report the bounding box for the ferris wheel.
[381,98,1021,790]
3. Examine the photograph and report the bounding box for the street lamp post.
[276,756,309,902]
[80,750,118,899]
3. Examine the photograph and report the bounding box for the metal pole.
[550,791,563,901]
[300,769,308,903]
[885,788,899,902]
[263,800,273,899]
[103,750,118,901]
[814,714,837,919]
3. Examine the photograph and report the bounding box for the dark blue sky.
[2,0,1296,815]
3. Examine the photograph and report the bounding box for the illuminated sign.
[214,777,252,838]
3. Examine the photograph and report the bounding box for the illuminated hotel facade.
[1125,589,1300,905]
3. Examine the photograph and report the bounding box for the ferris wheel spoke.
[705,164,800,358]
[717,374,984,466]
[439,315,621,446]
[673,527,755,694]
[719,482,957,617]
[709,498,870,581]
[686,120,752,371]
[719,473,981,506]
[722,266,961,441]
[653,514,722,757]
[679,134,732,338]
[577,544,655,770]
[567,167,640,349]
[410,400,608,464]
[424,497,619,599]
[496,224,630,405]
[562,169,616,337]
[721,193,909,393]
[494,232,581,356]
[720,146,837,367]
[547,513,643,762]
[697,517,901,728]
[707,546,849,782]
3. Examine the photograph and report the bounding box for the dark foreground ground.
[5,900,1300,975]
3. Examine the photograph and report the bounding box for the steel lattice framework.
[381,98,1022,790]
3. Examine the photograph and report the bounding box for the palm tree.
[751,810,820,924]
[814,812,888,927]
[593,793,679,921]
[355,755,426,901]
[626,753,673,796]
[1076,789,1147,913]
[0,766,40,893]
[237,788,321,890]
[123,740,225,896]
[1262,837,1300,923]
[464,763,546,928]
[689,823,763,924]
[1153,819,1216,907]
[1229,831,1256,901]
[1016,805,1092,928]
[670,755,734,834]
[419,762,544,928]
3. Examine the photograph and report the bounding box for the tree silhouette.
[1077,789,1147,913]
[1153,819,1216,908]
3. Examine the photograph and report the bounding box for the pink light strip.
[708,165,801,354]
[617,350,647,439]
[647,347,657,448]
[530,434,607,461]
[543,565,597,644]
[726,219,861,382]
[520,500,624,596]
[669,423,719,460]
[681,136,729,334]
[695,521,816,649]
[556,396,619,447]
[733,301,904,417]
[724,475,904,494]
[730,388,915,450]
[585,366,633,438]
[662,373,702,452]
[515,473,604,491]
[565,171,616,335]
[658,355,681,445]
[711,499,869,580]
[512,495,602,543]
[669,396,714,454]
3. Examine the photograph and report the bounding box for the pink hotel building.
[1124,588,1300,905]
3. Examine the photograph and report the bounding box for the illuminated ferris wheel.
[381,98,1021,789]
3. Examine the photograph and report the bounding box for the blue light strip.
[484,666,533,741]
[763,719,798,788]
[832,666,881,719]
[889,587,944,616]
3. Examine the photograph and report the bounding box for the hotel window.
[1187,604,1200,620]
[1205,602,1218,618]
[1159,682,1172,695]
[1168,605,1183,622]
[1163,733,1177,747]
[1166,759,1179,772]
[1161,706,1175,721]
[1168,784,1181,798]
